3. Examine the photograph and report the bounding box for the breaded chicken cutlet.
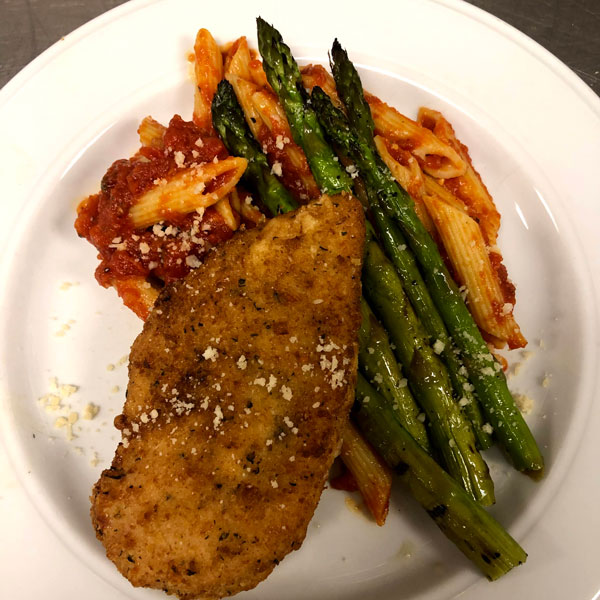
[91,193,365,599]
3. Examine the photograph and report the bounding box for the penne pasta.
[374,135,426,197]
[250,88,291,133]
[226,74,264,139]
[224,47,320,202]
[374,135,436,238]
[338,421,392,527]
[248,53,269,88]
[223,38,269,88]
[229,187,264,226]
[251,89,321,200]
[138,116,166,149]
[301,64,342,107]
[112,276,161,321]
[193,28,224,133]
[223,36,252,81]
[213,195,241,231]
[418,110,522,346]
[227,72,320,202]
[418,108,500,246]
[366,92,466,179]
[423,193,526,349]
[129,156,247,228]
[423,173,469,213]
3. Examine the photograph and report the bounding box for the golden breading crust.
[90,194,365,599]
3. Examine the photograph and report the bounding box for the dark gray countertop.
[1,0,599,94]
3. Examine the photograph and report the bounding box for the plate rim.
[1,1,600,599]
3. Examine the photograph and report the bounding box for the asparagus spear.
[363,239,494,505]
[311,85,490,449]
[354,373,527,580]
[408,349,495,506]
[256,17,351,195]
[211,80,298,215]
[325,44,543,473]
[359,298,431,453]
[372,203,493,450]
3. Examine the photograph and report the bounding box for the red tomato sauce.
[75,116,236,291]
[329,463,359,492]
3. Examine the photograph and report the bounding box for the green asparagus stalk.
[326,44,543,473]
[373,204,492,449]
[354,373,527,580]
[256,17,351,195]
[362,239,494,504]
[408,349,495,505]
[310,85,491,449]
[359,298,431,453]
[329,39,377,151]
[362,238,424,365]
[211,80,298,215]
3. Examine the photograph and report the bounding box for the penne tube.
[251,89,320,200]
[226,59,320,201]
[138,116,166,149]
[223,37,252,80]
[250,88,290,132]
[129,156,247,228]
[423,193,526,349]
[193,28,224,133]
[366,92,466,179]
[223,37,269,88]
[283,144,320,194]
[423,173,469,213]
[374,135,436,238]
[213,195,241,231]
[229,75,319,201]
[301,64,342,107]
[418,108,500,246]
[112,276,161,321]
[229,188,264,225]
[226,74,264,139]
[339,421,393,526]
[374,135,426,200]
[248,59,268,88]
[248,53,269,88]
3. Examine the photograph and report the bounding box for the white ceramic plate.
[1,1,600,599]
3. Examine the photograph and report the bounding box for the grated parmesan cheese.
[82,403,100,420]
[514,393,534,415]
[174,150,186,168]
[266,375,277,393]
[202,346,219,362]
[432,339,445,354]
